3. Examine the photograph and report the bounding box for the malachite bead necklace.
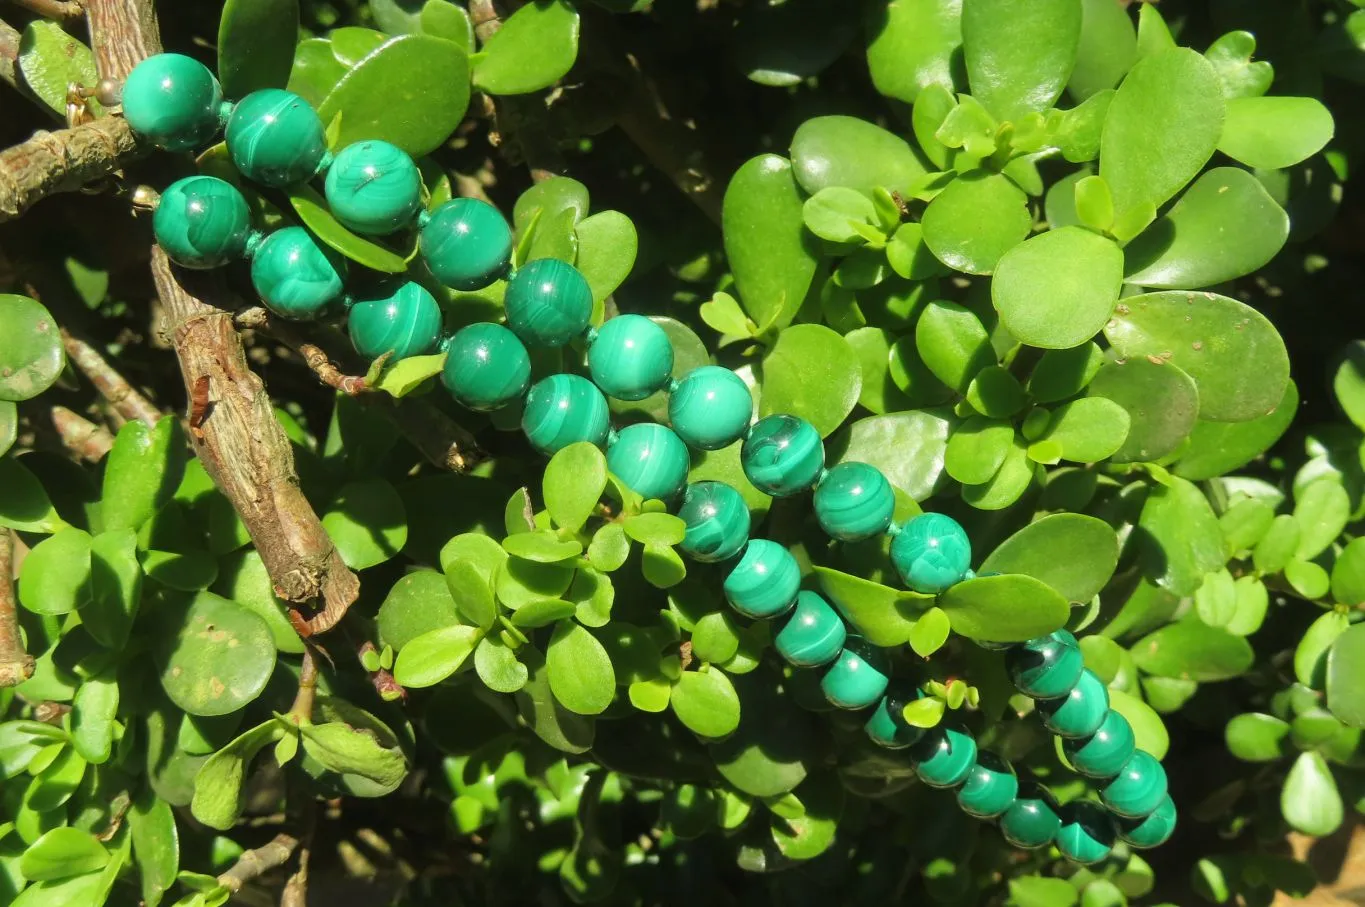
[120,51,1176,864]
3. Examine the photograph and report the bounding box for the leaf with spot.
[156,592,277,717]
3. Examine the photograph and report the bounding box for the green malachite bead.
[1007,630,1084,700]
[441,322,531,412]
[1056,801,1117,865]
[420,198,513,290]
[774,590,845,664]
[668,366,752,450]
[122,53,224,151]
[864,687,925,750]
[1063,709,1136,779]
[724,540,801,620]
[912,725,978,789]
[1115,794,1176,849]
[504,258,593,348]
[1038,668,1110,738]
[814,462,895,541]
[324,140,422,235]
[153,176,252,269]
[741,414,825,497]
[521,374,611,455]
[677,481,750,563]
[606,423,690,503]
[820,636,889,710]
[1101,750,1168,819]
[957,752,1018,817]
[588,315,674,401]
[347,281,442,362]
[889,512,971,594]
[225,89,328,187]
[250,226,346,320]
[999,784,1063,850]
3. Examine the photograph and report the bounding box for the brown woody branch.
[1,17,19,90]
[50,405,114,460]
[8,0,84,20]
[0,528,34,688]
[61,329,161,426]
[216,833,299,895]
[0,116,140,221]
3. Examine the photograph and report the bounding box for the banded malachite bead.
[912,725,978,789]
[419,198,513,290]
[773,590,845,665]
[999,784,1062,850]
[741,414,825,497]
[889,512,971,594]
[588,315,674,401]
[153,176,252,269]
[1038,668,1110,738]
[677,481,750,563]
[347,282,442,362]
[441,322,531,412]
[1063,709,1135,779]
[521,374,611,456]
[864,687,925,750]
[605,423,690,503]
[1006,630,1084,700]
[1056,801,1117,865]
[225,89,328,187]
[814,462,895,541]
[724,540,801,620]
[122,53,224,151]
[324,140,422,235]
[957,752,1018,817]
[504,258,593,347]
[1115,794,1176,849]
[250,226,346,320]
[1100,750,1168,819]
[668,366,752,451]
[820,637,889,710]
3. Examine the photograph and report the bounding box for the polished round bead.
[1038,668,1110,738]
[122,53,224,151]
[668,366,753,451]
[441,323,531,412]
[999,784,1062,849]
[677,481,750,563]
[153,176,252,269]
[605,423,690,503]
[324,140,422,235]
[420,198,513,290]
[1115,794,1176,849]
[521,374,610,456]
[741,414,825,497]
[814,462,895,541]
[347,281,442,362]
[912,725,978,789]
[957,751,1018,817]
[889,512,971,594]
[504,258,593,347]
[588,315,674,401]
[1007,630,1085,700]
[774,590,846,665]
[1063,709,1136,779]
[225,89,328,187]
[723,540,801,620]
[1100,750,1168,819]
[865,686,925,750]
[1056,801,1117,865]
[820,636,889,710]
[250,226,346,320]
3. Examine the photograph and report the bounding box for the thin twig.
[288,649,318,724]
[298,343,370,396]
[215,833,300,895]
[0,528,34,688]
[0,17,19,90]
[50,405,114,460]
[61,329,161,426]
[279,791,316,907]
[358,641,405,702]
[7,0,84,20]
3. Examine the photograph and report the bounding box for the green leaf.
[1131,621,1253,682]
[829,411,952,502]
[672,669,741,738]
[846,327,910,415]
[128,792,178,907]
[938,574,1070,643]
[379,568,461,650]
[18,527,92,615]
[393,624,480,688]
[218,0,299,97]
[374,353,445,398]
[966,367,1025,420]
[287,184,408,272]
[1218,96,1334,170]
[815,567,925,647]
[1087,359,1198,463]
[1289,559,1332,602]
[543,442,607,532]
[1038,396,1129,463]
[158,592,277,717]
[190,720,279,830]
[1027,342,1104,403]
[759,324,861,437]
[992,226,1122,349]
[18,827,108,881]
[722,155,819,332]
[962,436,1033,510]
[70,673,118,765]
[641,542,687,589]
[82,529,142,650]
[790,116,928,197]
[321,478,407,569]
[770,773,844,861]
[980,513,1118,604]
[1334,340,1365,432]
[961,0,1082,122]
[472,0,578,95]
[1073,175,1114,232]
[298,721,407,793]
[1068,0,1136,101]
[510,598,576,629]
[17,22,97,119]
[908,607,951,657]
[287,38,346,106]
[915,300,995,394]
[699,291,756,339]
[1281,751,1343,837]
[886,223,941,281]
[1252,514,1300,576]
[1225,713,1291,762]
[515,648,594,754]
[1010,876,1080,907]
[902,696,946,728]
[1205,30,1273,100]
[1327,624,1365,728]
[501,531,582,564]
[474,635,528,693]
[921,172,1031,275]
[574,211,637,311]
[1109,687,1169,760]
[586,523,630,573]
[1295,611,1350,690]
[547,622,615,715]
[0,295,62,403]
[497,557,573,608]
[102,417,186,533]
[802,188,876,244]
[1332,538,1365,606]
[623,512,686,547]
[1294,480,1350,561]
[1138,476,1226,597]
[944,417,1012,485]
[863,0,962,104]
[1175,380,1298,481]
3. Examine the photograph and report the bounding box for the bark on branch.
[215,833,299,894]
[0,528,34,688]
[0,116,141,222]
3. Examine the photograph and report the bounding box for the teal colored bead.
[250,226,346,320]
[347,281,442,362]
[324,140,422,235]
[668,366,752,451]
[420,198,512,290]
[1100,750,1168,819]
[606,423,690,503]
[441,323,531,412]
[741,414,825,497]
[1007,630,1084,700]
[864,687,925,750]
[588,315,674,401]
[1038,668,1110,739]
[724,540,801,620]
[774,590,845,664]
[1115,794,1176,849]
[153,176,252,269]
[1063,709,1136,779]
[820,637,889,710]
[911,725,978,789]
[521,374,610,456]
[956,751,1018,817]
[814,462,895,541]
[225,89,328,187]
[122,53,224,151]
[889,512,971,594]
[999,784,1063,850]
[676,481,750,563]
[1056,801,1117,865]
[504,258,593,347]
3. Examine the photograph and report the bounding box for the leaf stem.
[288,649,319,725]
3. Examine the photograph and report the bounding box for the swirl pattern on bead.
[912,725,978,788]
[251,226,346,320]
[1100,750,1168,818]
[588,314,675,401]
[441,323,531,412]
[773,590,845,664]
[420,198,513,290]
[1063,708,1137,779]
[225,89,329,187]
[1038,668,1111,738]
[740,414,825,497]
[504,259,594,348]
[813,461,895,541]
[605,423,690,503]
[1056,801,1116,865]
[521,374,611,456]
[957,752,1018,818]
[153,175,252,269]
[324,140,423,235]
[347,282,442,362]
[122,53,224,151]
[821,637,890,709]
[668,366,753,450]
[676,481,750,563]
[723,540,801,620]
[889,512,972,593]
